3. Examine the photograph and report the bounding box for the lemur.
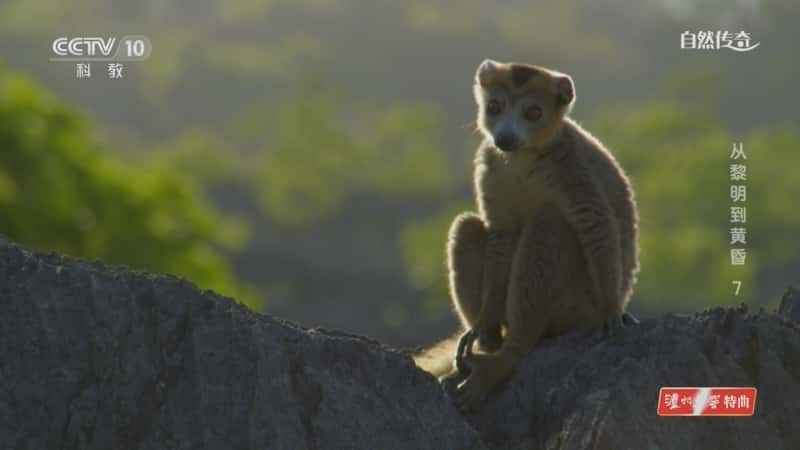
[413,60,640,412]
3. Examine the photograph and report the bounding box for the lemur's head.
[474,59,575,152]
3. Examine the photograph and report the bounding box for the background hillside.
[1,0,798,346]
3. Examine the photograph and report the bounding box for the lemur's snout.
[493,132,518,152]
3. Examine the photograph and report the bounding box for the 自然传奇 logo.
[680,31,759,51]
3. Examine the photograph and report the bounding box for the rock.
[0,240,484,450]
[1,238,799,449]
[462,306,800,449]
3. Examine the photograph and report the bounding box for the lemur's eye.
[523,105,543,122]
[486,99,502,115]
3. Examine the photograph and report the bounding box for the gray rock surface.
[1,238,799,449]
[0,241,484,450]
[458,307,800,449]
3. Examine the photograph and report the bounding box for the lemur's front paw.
[455,321,502,375]
[455,329,477,375]
[477,321,503,353]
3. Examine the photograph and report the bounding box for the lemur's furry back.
[413,60,639,411]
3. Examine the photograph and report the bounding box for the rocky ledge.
[1,239,799,449]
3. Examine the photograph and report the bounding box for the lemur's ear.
[555,75,575,106]
[476,59,500,86]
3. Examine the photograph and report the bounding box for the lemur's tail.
[412,333,461,379]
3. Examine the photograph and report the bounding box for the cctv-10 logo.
[51,36,151,61]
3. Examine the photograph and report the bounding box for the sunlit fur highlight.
[415,60,640,411]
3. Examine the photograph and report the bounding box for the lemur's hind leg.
[447,212,487,330]
[447,212,505,351]
[441,213,488,379]
[454,204,577,411]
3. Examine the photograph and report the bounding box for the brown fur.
[413,60,639,411]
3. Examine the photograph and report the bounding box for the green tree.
[257,92,452,226]
[0,69,258,309]
[593,102,800,310]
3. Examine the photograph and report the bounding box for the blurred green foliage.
[143,130,241,184]
[234,93,452,226]
[400,102,800,312]
[0,69,258,308]
[0,0,797,342]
